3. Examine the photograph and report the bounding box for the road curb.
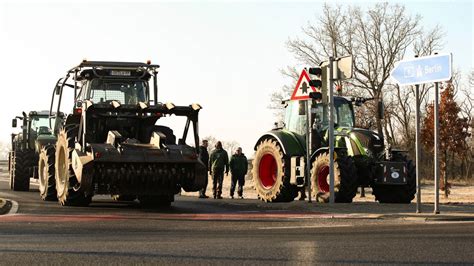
[0,198,12,215]
[379,213,474,222]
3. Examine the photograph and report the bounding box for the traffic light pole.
[306,99,312,203]
[328,57,335,204]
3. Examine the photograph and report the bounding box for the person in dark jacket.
[198,139,210,198]
[209,141,229,199]
[229,147,248,199]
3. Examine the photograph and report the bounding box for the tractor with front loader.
[252,67,416,203]
[40,60,207,206]
[8,111,63,193]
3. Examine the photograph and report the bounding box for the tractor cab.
[11,111,62,152]
[283,97,355,137]
[75,68,150,105]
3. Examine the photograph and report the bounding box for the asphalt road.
[1,175,474,265]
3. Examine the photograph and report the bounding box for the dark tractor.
[43,60,207,207]
[9,111,63,192]
[252,69,415,204]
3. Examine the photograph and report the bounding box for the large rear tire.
[311,152,358,203]
[10,150,33,191]
[55,126,92,207]
[252,139,297,202]
[39,144,57,201]
[372,154,416,203]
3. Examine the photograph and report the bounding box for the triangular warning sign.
[290,69,318,100]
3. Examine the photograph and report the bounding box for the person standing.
[198,139,209,199]
[209,141,229,199]
[229,147,248,199]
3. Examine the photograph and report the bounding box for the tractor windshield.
[30,116,53,135]
[88,79,148,104]
[335,100,354,128]
[283,98,355,134]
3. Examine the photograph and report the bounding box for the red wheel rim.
[259,154,277,189]
[317,165,330,192]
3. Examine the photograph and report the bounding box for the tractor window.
[284,100,307,135]
[30,116,53,134]
[335,101,354,128]
[88,79,148,104]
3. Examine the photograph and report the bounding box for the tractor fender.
[310,147,348,162]
[254,130,305,157]
[35,135,57,154]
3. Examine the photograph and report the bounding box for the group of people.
[198,140,248,199]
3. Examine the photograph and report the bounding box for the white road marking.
[426,220,474,225]
[0,191,20,198]
[259,224,352,230]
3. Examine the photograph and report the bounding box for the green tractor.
[252,69,416,203]
[41,60,207,207]
[8,111,63,192]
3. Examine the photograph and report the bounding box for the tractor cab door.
[284,100,307,137]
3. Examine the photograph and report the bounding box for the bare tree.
[458,71,474,181]
[203,135,240,156]
[284,3,421,145]
[268,67,300,121]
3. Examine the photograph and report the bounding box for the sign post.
[434,81,440,214]
[391,53,452,214]
[328,57,335,204]
[415,83,421,213]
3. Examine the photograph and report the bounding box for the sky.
[0,0,472,157]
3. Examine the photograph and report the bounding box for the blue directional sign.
[390,54,452,86]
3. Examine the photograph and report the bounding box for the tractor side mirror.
[55,85,61,95]
[377,101,384,120]
[12,118,17,128]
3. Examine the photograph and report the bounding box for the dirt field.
[182,174,474,204]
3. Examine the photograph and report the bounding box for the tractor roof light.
[138,102,148,110]
[165,102,175,110]
[191,103,202,111]
[110,100,121,109]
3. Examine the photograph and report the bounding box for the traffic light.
[308,66,328,103]
[308,67,322,89]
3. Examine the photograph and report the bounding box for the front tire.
[10,150,33,191]
[39,144,57,201]
[252,139,297,202]
[55,126,91,206]
[311,152,358,203]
